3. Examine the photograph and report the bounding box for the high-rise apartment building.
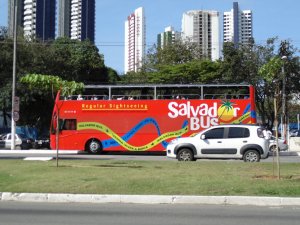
[157,26,180,49]
[23,0,56,41]
[223,2,253,46]
[124,7,146,74]
[182,10,220,61]
[58,0,71,38]
[8,0,24,37]
[58,0,95,43]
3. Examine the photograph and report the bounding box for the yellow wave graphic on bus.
[219,112,251,124]
[77,122,189,151]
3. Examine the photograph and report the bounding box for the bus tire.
[86,139,103,154]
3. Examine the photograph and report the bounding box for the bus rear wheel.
[86,139,103,154]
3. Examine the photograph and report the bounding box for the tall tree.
[221,38,300,129]
[122,41,221,84]
[49,37,106,82]
[0,28,14,128]
[220,39,260,84]
[0,33,118,131]
[19,74,84,132]
[147,60,221,84]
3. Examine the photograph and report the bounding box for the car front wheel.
[177,148,194,161]
[243,150,260,162]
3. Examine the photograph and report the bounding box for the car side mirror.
[201,134,206,140]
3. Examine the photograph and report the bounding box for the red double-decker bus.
[50,84,257,153]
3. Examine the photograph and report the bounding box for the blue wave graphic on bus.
[251,110,256,119]
[243,104,251,115]
[243,103,256,119]
[102,118,188,148]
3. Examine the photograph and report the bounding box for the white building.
[23,0,56,41]
[58,0,95,43]
[124,7,146,74]
[181,10,220,61]
[23,0,35,37]
[70,0,82,40]
[223,2,253,46]
[157,26,181,48]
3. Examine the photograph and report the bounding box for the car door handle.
[217,141,222,143]
[243,141,247,143]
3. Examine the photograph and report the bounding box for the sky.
[0,0,299,74]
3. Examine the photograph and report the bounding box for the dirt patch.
[253,175,300,180]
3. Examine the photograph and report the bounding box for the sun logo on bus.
[217,100,236,122]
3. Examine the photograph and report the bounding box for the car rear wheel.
[177,148,194,161]
[86,139,103,154]
[243,150,260,162]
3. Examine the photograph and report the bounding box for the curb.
[0,150,79,154]
[277,151,300,156]
[1,150,299,156]
[1,192,300,206]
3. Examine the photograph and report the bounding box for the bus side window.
[63,119,77,130]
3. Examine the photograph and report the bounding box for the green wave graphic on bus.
[77,122,189,151]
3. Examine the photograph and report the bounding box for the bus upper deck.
[60,84,253,101]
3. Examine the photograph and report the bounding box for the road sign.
[14,96,20,112]
[13,111,19,122]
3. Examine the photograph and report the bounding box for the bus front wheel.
[86,139,103,154]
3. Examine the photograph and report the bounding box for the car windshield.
[17,134,27,139]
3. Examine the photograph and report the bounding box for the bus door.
[58,119,78,149]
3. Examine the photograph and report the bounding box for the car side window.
[204,128,224,139]
[228,127,250,138]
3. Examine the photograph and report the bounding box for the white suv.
[167,125,270,162]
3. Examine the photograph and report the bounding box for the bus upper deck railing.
[60,94,249,101]
[59,84,252,101]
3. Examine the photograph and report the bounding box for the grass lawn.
[0,159,300,196]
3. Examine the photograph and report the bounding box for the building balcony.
[24,0,34,4]
[24,16,34,20]
[24,8,33,13]
[24,11,33,16]
[24,4,33,10]
[23,26,33,31]
[24,20,33,26]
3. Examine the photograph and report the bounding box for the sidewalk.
[1,192,300,206]
[0,149,79,154]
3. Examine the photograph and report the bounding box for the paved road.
[0,150,300,162]
[0,201,299,225]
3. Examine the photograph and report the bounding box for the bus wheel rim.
[90,141,99,152]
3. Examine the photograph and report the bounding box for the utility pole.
[11,0,17,150]
[274,96,280,179]
[281,55,287,141]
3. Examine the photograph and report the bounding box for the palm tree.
[218,100,236,119]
